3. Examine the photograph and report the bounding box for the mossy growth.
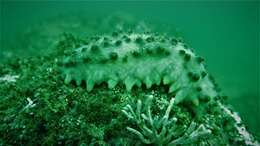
[0,33,255,145]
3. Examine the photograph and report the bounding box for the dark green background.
[1,0,259,139]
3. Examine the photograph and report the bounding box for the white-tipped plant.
[122,96,212,145]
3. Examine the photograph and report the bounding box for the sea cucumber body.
[62,32,217,104]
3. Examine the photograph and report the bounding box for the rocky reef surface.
[0,13,259,145]
[0,30,259,145]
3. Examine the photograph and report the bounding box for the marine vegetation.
[0,31,259,145]
[122,96,211,145]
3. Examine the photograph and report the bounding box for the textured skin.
[62,32,217,104]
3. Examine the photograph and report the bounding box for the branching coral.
[61,32,217,104]
[122,95,212,145]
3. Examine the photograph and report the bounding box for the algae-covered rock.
[0,31,259,145]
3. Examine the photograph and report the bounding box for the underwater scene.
[0,1,259,145]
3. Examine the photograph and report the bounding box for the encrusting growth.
[61,31,217,104]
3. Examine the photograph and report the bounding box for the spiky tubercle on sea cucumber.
[61,32,218,105]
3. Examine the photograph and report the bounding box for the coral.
[61,32,217,104]
[122,95,211,145]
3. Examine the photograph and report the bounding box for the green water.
[1,1,259,139]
